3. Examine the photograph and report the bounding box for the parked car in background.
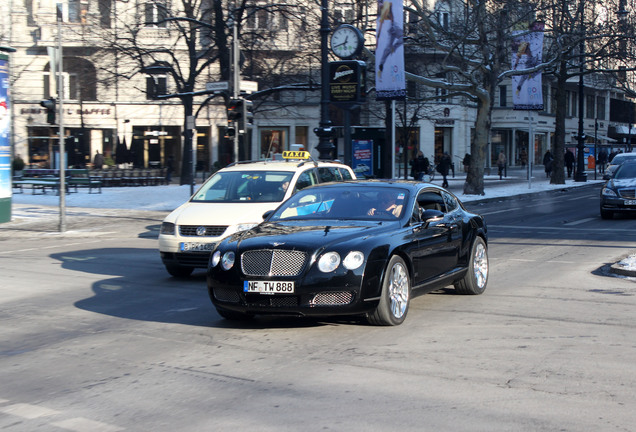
[601,161,636,219]
[604,152,636,179]
[207,180,489,326]
[159,152,356,277]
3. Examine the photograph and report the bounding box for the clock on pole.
[330,24,364,59]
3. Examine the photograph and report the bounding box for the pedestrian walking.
[93,150,104,169]
[497,151,506,180]
[410,150,430,181]
[564,149,575,178]
[437,152,452,188]
[597,149,608,174]
[462,153,471,173]
[543,150,554,178]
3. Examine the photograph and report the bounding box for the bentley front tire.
[368,255,410,326]
[454,236,488,295]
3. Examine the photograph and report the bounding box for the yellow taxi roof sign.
[282,150,311,160]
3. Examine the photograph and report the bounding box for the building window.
[44,58,97,101]
[596,96,606,120]
[435,1,450,30]
[145,0,167,27]
[99,0,112,28]
[333,7,354,24]
[246,7,269,29]
[586,94,595,119]
[146,76,167,100]
[499,85,507,107]
[407,81,417,98]
[67,0,89,24]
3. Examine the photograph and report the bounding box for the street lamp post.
[574,0,587,182]
[314,0,335,160]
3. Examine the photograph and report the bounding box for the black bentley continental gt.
[207,180,488,325]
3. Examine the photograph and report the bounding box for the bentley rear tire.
[165,263,194,278]
[368,255,410,326]
[454,236,488,295]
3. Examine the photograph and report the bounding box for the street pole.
[314,0,335,160]
[56,3,66,232]
[232,18,240,162]
[574,0,588,182]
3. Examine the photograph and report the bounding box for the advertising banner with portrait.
[0,54,11,222]
[375,0,406,100]
[512,21,545,110]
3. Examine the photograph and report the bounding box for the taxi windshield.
[191,171,294,203]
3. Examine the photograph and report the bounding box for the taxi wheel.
[165,263,194,278]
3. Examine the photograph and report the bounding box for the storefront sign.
[329,61,366,105]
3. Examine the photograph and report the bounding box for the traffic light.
[239,100,254,134]
[227,98,243,125]
[40,97,56,125]
[224,126,236,138]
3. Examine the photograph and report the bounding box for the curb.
[610,261,636,278]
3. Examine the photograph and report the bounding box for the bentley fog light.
[318,252,341,273]
[221,251,235,270]
[343,251,364,270]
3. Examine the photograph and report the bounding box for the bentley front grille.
[179,225,227,237]
[241,249,307,277]
[311,291,354,306]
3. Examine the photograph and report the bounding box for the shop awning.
[594,134,617,143]
[614,125,632,135]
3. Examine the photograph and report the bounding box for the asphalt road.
[1,184,635,431]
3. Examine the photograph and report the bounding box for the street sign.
[240,80,259,93]
[206,81,229,92]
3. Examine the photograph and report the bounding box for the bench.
[66,169,102,194]
[13,177,67,195]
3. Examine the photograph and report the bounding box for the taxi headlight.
[236,223,258,232]
[160,222,176,235]
[210,251,221,267]
[343,251,365,270]
[602,187,618,197]
[318,252,341,273]
[221,251,235,270]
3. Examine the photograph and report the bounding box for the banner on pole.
[512,21,545,110]
[375,0,406,100]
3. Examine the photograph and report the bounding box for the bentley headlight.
[160,222,176,235]
[210,250,221,267]
[221,251,235,270]
[318,252,341,273]
[343,251,365,270]
[601,187,618,197]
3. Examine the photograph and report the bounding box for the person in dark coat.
[410,150,430,180]
[437,152,452,188]
[543,150,554,178]
[597,149,608,174]
[564,149,575,178]
[462,153,471,172]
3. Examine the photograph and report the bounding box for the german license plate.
[179,242,215,252]
[244,280,295,294]
[625,200,636,206]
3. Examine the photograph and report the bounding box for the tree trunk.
[180,96,194,186]
[464,96,491,195]
[550,62,569,185]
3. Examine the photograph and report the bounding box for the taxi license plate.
[179,242,215,252]
[625,200,636,206]
[244,281,295,294]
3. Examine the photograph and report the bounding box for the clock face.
[330,25,362,59]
